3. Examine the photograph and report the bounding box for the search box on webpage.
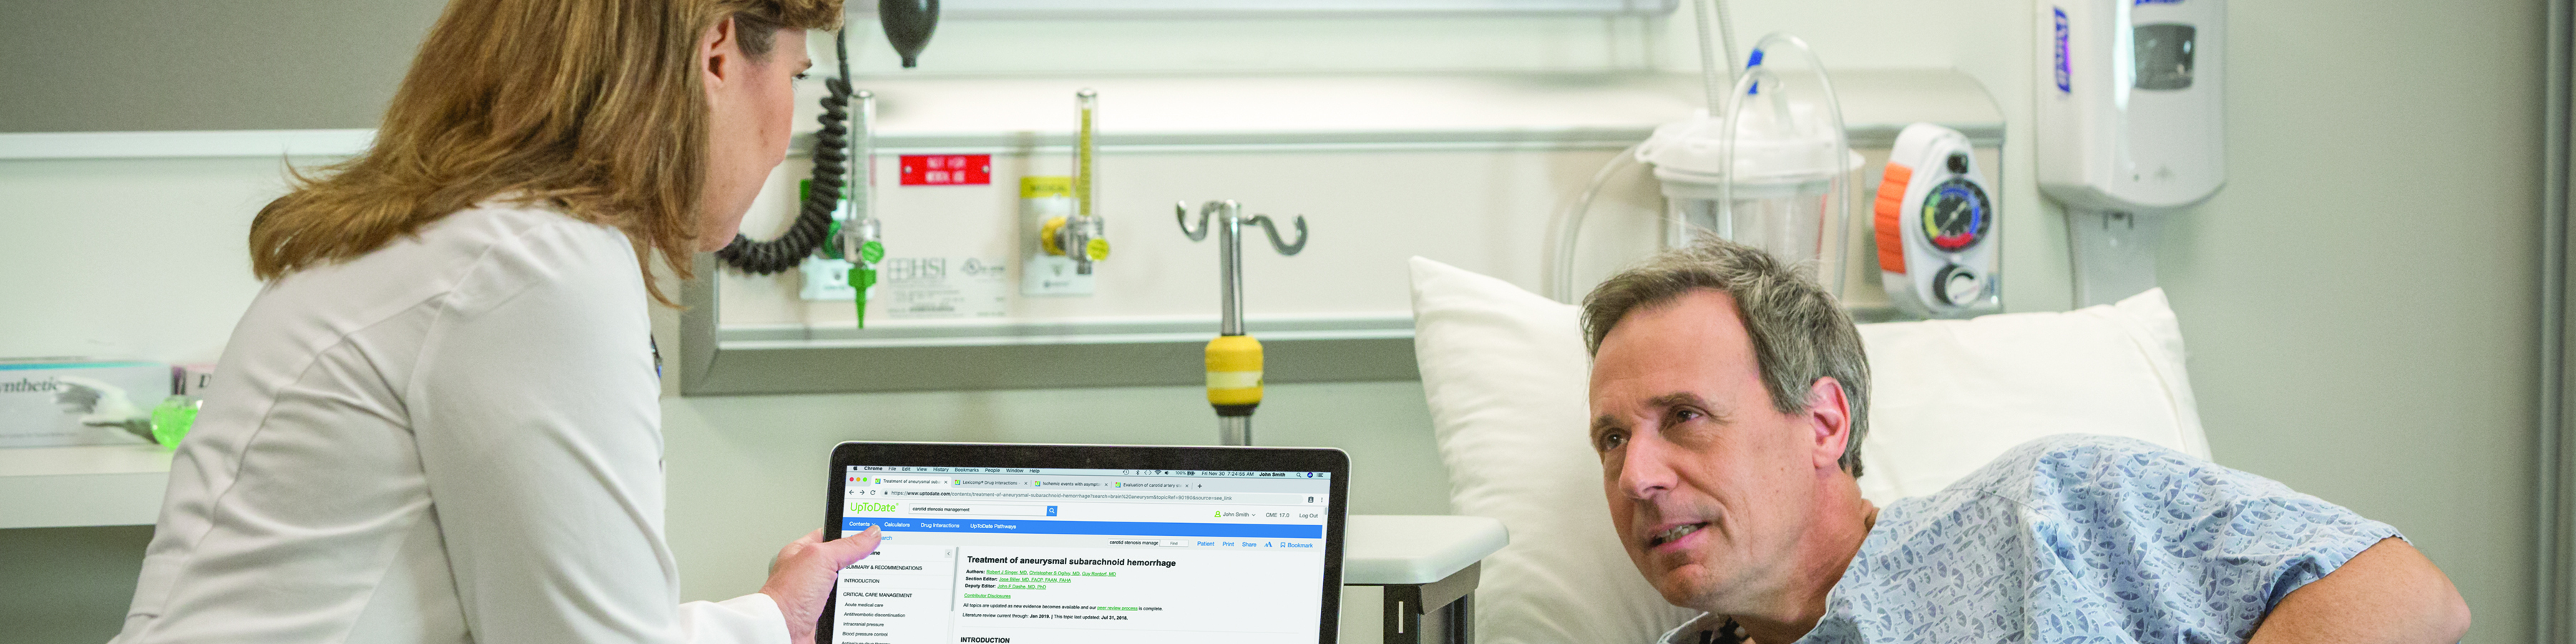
[847,502,1060,517]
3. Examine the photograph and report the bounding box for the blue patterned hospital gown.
[1657,434,2400,644]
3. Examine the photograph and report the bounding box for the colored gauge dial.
[1920,178,1991,252]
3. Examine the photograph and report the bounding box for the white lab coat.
[111,202,785,644]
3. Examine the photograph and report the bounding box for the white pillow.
[1407,256,2207,642]
[1853,289,2208,504]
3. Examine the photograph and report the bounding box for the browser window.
[834,466,1332,644]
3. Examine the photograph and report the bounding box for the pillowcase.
[1407,256,2207,643]
[1852,288,2208,504]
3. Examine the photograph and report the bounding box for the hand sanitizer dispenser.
[2036,0,2224,306]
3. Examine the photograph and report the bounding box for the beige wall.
[0,0,2553,643]
[2163,0,2547,638]
[0,0,438,132]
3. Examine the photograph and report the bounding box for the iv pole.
[1177,200,1308,446]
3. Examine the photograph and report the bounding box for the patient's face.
[1589,290,1833,611]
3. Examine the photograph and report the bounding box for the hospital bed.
[1405,257,2209,644]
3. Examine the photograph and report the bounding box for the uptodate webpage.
[835,466,1332,644]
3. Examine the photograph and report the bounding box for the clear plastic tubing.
[1717,34,1853,296]
[1549,142,1646,303]
[852,90,877,223]
[1546,0,1740,303]
[1695,0,1740,112]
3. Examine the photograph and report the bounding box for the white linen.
[1853,288,2208,504]
[112,203,786,644]
[1405,256,2207,644]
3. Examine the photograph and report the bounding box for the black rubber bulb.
[878,0,938,68]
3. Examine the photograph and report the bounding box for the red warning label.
[899,155,992,186]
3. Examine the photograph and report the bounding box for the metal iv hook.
[1245,214,1307,255]
[1176,201,1215,241]
[1172,200,1307,255]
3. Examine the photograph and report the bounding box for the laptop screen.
[834,465,1335,644]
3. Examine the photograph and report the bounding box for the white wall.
[0,0,440,132]
[2164,1,2545,640]
[0,0,2550,643]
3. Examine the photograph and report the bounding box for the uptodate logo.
[960,638,1010,643]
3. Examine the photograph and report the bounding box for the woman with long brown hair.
[110,1,876,642]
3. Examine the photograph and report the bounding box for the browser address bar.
[846,502,1058,518]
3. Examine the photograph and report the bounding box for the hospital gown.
[1657,434,2400,644]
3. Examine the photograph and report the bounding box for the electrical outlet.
[1022,255,1093,296]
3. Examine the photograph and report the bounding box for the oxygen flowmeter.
[1040,89,1111,274]
[811,90,885,327]
[714,1,937,276]
[2037,0,2225,305]
[843,91,884,326]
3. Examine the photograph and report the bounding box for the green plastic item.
[149,396,198,452]
[850,267,877,328]
[852,240,883,328]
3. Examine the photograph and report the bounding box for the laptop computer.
[823,441,1352,644]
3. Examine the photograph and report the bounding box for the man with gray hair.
[1581,238,2470,643]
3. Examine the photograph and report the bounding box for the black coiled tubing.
[713,29,853,275]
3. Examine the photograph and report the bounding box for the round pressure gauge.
[1919,178,1992,252]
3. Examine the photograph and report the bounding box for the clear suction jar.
[1649,157,1835,277]
[1637,35,1856,296]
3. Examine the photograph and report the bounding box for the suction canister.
[1637,34,1858,298]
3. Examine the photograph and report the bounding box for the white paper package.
[0,359,172,448]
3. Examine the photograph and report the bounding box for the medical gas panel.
[692,72,2004,394]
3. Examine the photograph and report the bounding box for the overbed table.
[1344,514,1511,644]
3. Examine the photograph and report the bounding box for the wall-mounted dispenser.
[2037,0,2225,306]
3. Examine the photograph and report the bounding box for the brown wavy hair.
[248,0,841,306]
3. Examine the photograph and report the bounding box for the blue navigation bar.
[844,517,1320,539]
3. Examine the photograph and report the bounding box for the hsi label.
[882,257,1009,320]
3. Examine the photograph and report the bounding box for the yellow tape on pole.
[1204,335,1264,406]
